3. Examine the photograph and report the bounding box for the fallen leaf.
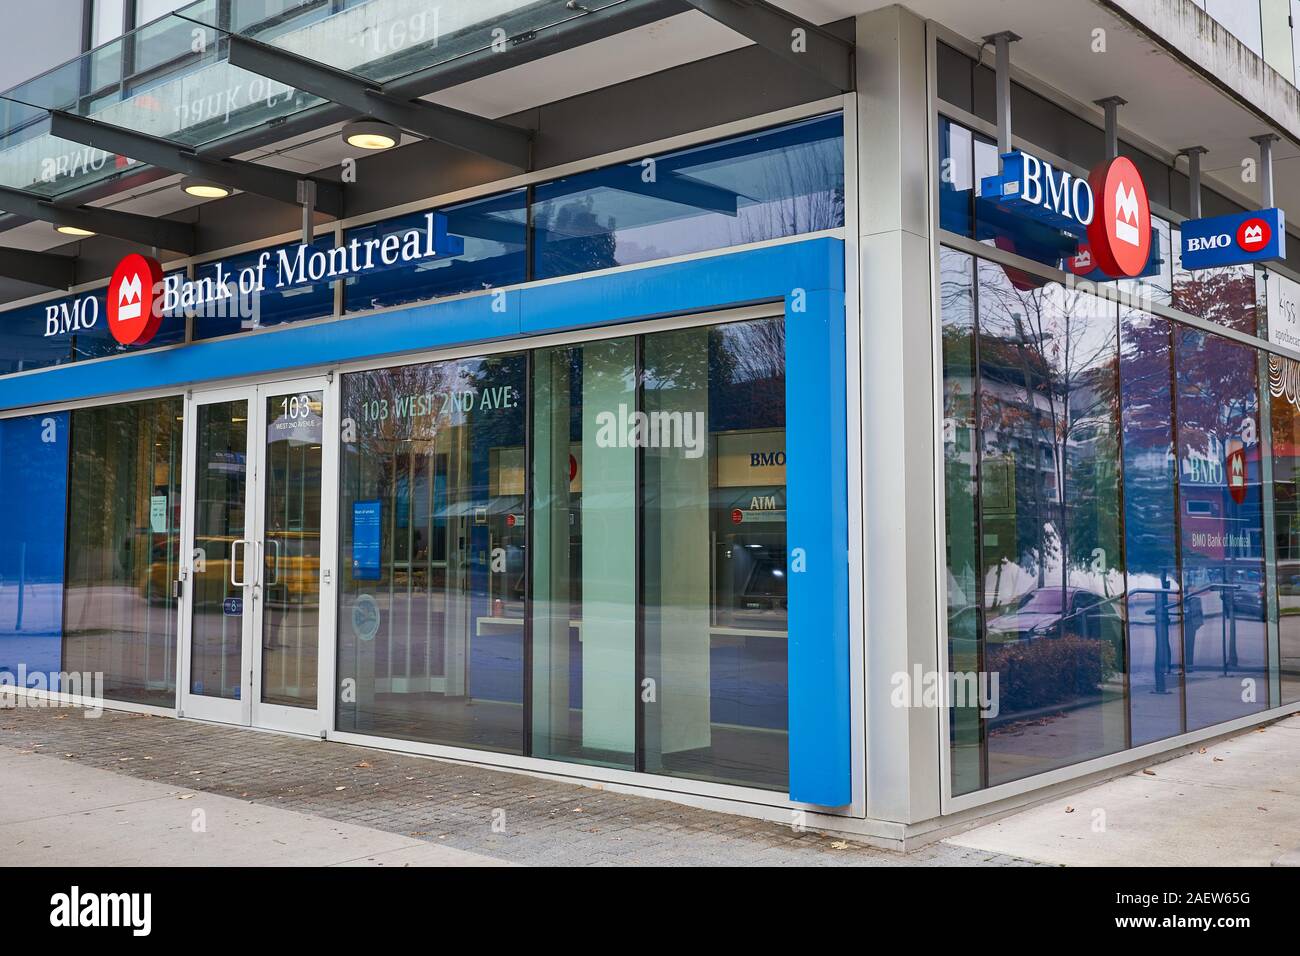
[355,761,372,769]
[1141,769,1156,776]
[335,786,347,791]
[830,840,850,849]
[1064,806,1075,813]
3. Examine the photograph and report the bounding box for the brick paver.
[0,705,1041,866]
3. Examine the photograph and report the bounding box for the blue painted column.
[785,287,852,807]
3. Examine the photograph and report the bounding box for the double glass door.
[179,377,333,733]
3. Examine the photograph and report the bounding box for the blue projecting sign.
[1180,208,1286,270]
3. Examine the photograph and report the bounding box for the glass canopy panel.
[179,0,599,85]
[0,96,158,198]
[5,13,327,151]
[0,0,621,200]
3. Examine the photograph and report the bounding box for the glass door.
[179,377,333,733]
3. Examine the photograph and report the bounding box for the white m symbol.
[1244,225,1263,245]
[117,273,142,321]
[1113,182,1140,247]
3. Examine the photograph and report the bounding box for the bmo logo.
[1086,156,1151,278]
[107,253,165,346]
[1238,217,1271,253]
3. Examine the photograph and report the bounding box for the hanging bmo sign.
[981,152,1152,278]
[1180,208,1286,269]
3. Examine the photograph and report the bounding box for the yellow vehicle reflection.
[146,533,319,605]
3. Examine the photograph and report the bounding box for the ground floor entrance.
[178,376,334,736]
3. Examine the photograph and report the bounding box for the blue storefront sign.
[352,499,382,581]
[1180,208,1286,269]
[979,150,1095,238]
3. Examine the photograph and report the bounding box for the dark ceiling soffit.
[0,185,195,253]
[48,111,345,217]
[195,0,689,162]
[679,0,853,93]
[0,246,75,289]
[226,36,533,169]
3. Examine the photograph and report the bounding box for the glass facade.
[63,396,184,706]
[942,245,1292,795]
[335,316,788,789]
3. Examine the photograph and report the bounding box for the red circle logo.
[1237,217,1271,253]
[107,253,164,346]
[1086,156,1151,278]
[730,509,743,525]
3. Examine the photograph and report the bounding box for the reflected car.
[986,587,1123,646]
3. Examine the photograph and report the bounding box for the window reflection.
[1174,328,1269,728]
[643,319,789,791]
[1268,354,1300,703]
[63,397,183,706]
[974,260,1127,786]
[1119,307,1185,744]
[336,355,528,754]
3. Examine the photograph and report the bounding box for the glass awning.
[0,0,639,203]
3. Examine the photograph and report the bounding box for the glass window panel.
[975,259,1127,787]
[0,412,69,685]
[1268,353,1300,704]
[337,353,527,754]
[260,388,323,707]
[531,114,844,281]
[531,338,637,769]
[938,117,974,238]
[641,318,788,791]
[63,396,183,705]
[188,399,248,700]
[1119,306,1186,745]
[940,248,983,795]
[1174,327,1271,728]
[1171,224,1263,335]
[343,190,527,314]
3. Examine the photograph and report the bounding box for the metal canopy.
[225,36,533,169]
[680,0,853,92]
[48,111,345,217]
[0,185,195,253]
[0,247,76,289]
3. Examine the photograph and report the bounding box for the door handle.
[266,538,281,586]
[230,539,247,588]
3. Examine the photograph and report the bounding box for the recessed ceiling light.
[343,119,400,150]
[54,224,95,237]
[181,177,231,199]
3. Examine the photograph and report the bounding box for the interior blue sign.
[1180,208,1286,269]
[979,150,1095,238]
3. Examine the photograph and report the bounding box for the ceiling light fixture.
[181,177,231,199]
[342,119,400,151]
[54,224,95,237]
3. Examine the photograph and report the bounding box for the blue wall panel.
[0,411,69,683]
[785,289,852,806]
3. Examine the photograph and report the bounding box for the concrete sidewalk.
[944,715,1300,867]
[0,705,1033,866]
[0,749,507,867]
